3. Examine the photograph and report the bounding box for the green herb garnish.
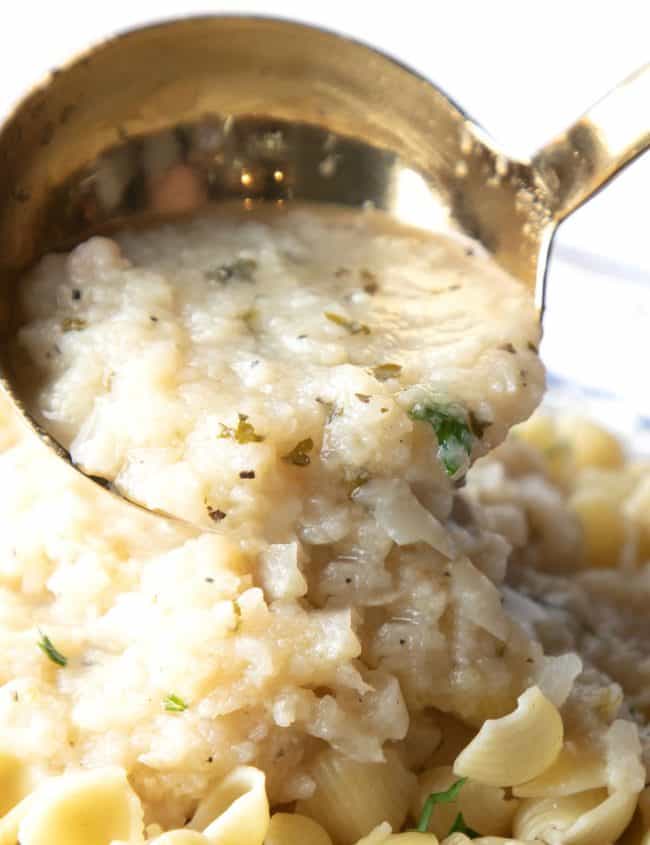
[37,632,67,667]
[219,414,265,444]
[282,438,314,467]
[372,363,402,382]
[62,317,87,332]
[447,811,479,839]
[417,777,467,833]
[163,694,188,712]
[408,401,474,477]
[324,311,370,335]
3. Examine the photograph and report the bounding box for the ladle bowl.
[0,15,647,513]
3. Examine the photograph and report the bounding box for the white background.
[1,0,649,408]
[1,0,647,271]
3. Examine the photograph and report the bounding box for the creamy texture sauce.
[14,205,543,530]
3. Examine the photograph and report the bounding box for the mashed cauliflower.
[0,205,645,842]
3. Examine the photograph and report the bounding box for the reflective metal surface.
[0,15,646,506]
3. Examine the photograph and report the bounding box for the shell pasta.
[453,687,563,787]
[296,749,416,844]
[186,766,269,845]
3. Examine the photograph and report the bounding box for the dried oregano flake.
[62,317,87,332]
[219,414,265,444]
[324,311,370,336]
[372,363,402,382]
[205,257,258,283]
[282,438,314,467]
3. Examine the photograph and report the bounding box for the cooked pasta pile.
[1,207,648,844]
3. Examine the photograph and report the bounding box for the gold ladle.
[0,16,647,513]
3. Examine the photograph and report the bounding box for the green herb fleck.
[417,777,467,833]
[282,438,314,467]
[408,401,474,477]
[62,317,87,332]
[447,811,479,839]
[207,507,227,522]
[37,632,67,667]
[206,257,258,283]
[372,363,402,382]
[324,311,370,335]
[219,413,265,444]
[163,694,188,712]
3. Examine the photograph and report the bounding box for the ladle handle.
[532,63,649,222]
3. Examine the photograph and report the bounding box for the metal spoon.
[0,16,646,517]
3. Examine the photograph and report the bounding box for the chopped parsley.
[282,438,314,467]
[324,311,370,335]
[62,317,87,332]
[447,812,479,838]
[372,363,402,382]
[37,632,67,667]
[219,414,265,444]
[206,257,257,283]
[408,400,474,477]
[163,694,188,712]
[417,777,467,833]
